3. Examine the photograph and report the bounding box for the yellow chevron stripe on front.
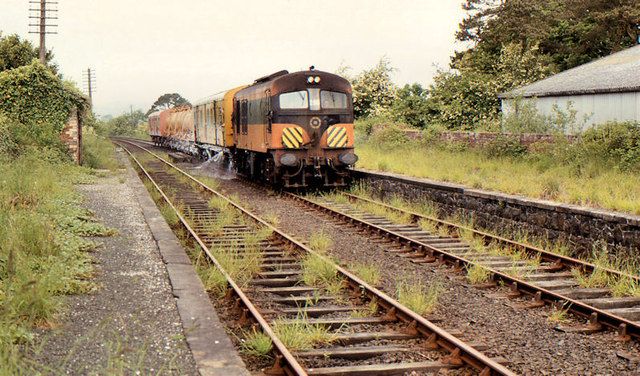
[293,127,303,139]
[283,134,298,148]
[327,127,345,145]
[327,126,338,140]
[288,127,303,143]
[282,135,295,148]
[328,127,347,147]
[282,128,300,148]
[334,132,348,147]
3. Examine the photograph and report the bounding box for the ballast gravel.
[187,169,640,376]
[33,171,197,374]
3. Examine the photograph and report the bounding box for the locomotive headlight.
[280,153,298,166]
[338,152,358,165]
[314,76,321,83]
[307,76,314,84]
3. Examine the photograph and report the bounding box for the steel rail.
[116,140,307,376]
[285,192,640,340]
[116,138,515,376]
[344,193,640,284]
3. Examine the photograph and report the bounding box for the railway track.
[114,139,514,376]
[286,190,640,342]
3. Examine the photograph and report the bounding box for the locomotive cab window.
[321,91,348,109]
[279,91,308,109]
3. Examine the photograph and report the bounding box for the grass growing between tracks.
[0,154,115,373]
[345,188,587,268]
[547,305,571,324]
[302,254,344,296]
[349,263,381,286]
[466,264,492,284]
[571,251,640,297]
[241,329,273,358]
[396,279,442,316]
[272,318,337,351]
[309,231,333,253]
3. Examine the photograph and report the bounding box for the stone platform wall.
[353,169,640,260]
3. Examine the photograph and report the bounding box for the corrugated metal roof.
[500,45,640,98]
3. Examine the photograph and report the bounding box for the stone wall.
[353,169,640,260]
[404,130,578,148]
[60,108,82,164]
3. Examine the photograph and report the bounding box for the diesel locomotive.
[149,68,357,187]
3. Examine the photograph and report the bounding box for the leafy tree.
[424,0,640,130]
[350,58,397,118]
[96,110,147,136]
[390,83,431,128]
[427,43,555,129]
[455,0,640,72]
[0,32,56,73]
[146,93,190,115]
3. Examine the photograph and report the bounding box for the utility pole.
[29,0,58,64]
[83,68,96,107]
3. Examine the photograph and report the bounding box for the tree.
[427,43,555,129]
[146,93,190,115]
[102,110,147,136]
[0,32,56,73]
[351,58,397,118]
[422,0,640,130]
[390,83,431,128]
[454,0,640,72]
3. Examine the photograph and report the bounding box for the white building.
[500,45,640,131]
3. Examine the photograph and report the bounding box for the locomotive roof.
[239,69,352,96]
[184,69,351,109]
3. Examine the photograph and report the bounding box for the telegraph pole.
[29,0,58,64]
[83,68,96,107]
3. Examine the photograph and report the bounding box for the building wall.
[502,91,640,131]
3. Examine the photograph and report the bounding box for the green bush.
[578,121,640,172]
[482,135,528,158]
[0,60,88,154]
[369,124,410,147]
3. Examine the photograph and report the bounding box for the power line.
[83,68,96,107]
[28,0,58,64]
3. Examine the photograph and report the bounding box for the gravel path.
[33,171,198,374]
[183,166,640,376]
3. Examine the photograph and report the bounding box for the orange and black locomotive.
[149,68,357,188]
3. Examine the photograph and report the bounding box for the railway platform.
[33,150,248,375]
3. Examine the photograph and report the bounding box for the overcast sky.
[2,0,466,116]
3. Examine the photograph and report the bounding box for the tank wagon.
[150,68,357,188]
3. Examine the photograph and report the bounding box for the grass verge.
[356,139,640,215]
[0,154,113,373]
